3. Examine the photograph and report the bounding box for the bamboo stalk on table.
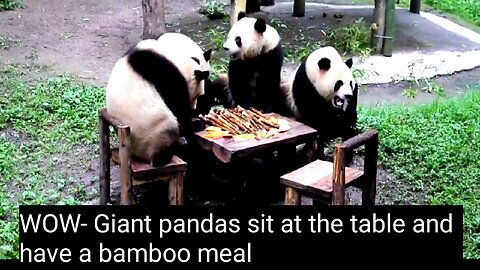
[210,112,238,132]
[245,111,270,130]
[218,111,244,132]
[225,111,253,133]
[200,115,237,134]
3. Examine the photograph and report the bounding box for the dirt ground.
[1,0,479,206]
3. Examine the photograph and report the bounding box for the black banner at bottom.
[15,205,466,266]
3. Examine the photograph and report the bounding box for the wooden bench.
[98,108,188,205]
[280,129,379,205]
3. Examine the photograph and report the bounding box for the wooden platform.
[111,148,187,180]
[280,159,364,196]
[194,113,318,163]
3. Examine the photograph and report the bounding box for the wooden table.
[194,113,318,164]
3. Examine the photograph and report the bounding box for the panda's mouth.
[333,96,345,108]
[230,53,239,61]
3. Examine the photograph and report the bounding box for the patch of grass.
[358,89,480,259]
[0,36,18,50]
[200,0,228,20]
[0,0,21,11]
[0,66,105,259]
[425,0,480,27]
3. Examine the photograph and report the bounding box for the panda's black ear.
[318,57,331,71]
[254,18,267,34]
[345,58,353,69]
[237,11,246,21]
[203,49,212,62]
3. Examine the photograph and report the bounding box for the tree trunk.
[409,0,421,14]
[230,0,247,26]
[246,0,260,14]
[142,0,166,40]
[246,0,275,11]
[371,0,385,54]
[260,0,275,6]
[293,0,305,17]
[382,0,396,57]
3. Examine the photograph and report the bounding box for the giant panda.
[281,46,359,162]
[105,39,210,167]
[222,11,286,114]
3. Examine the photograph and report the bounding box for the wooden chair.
[98,108,188,205]
[280,129,379,205]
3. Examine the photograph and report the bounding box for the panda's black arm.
[257,62,284,113]
[344,83,359,135]
[228,61,253,109]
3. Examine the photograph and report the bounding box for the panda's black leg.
[151,147,175,168]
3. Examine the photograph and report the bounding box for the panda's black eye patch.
[334,80,343,92]
[191,57,200,65]
[194,70,209,82]
[235,36,242,47]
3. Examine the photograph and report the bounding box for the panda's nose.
[223,47,229,51]
[344,94,353,100]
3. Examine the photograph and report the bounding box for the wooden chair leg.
[169,171,185,205]
[118,126,133,205]
[332,144,346,205]
[285,187,301,205]
[362,132,379,206]
[99,113,111,205]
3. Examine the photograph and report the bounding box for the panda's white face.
[333,79,354,111]
[223,14,280,61]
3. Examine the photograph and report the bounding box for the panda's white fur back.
[157,32,210,72]
[156,33,210,109]
[282,66,300,118]
[135,39,206,109]
[305,46,355,102]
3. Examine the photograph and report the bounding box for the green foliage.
[425,0,480,27]
[323,17,374,57]
[358,89,480,259]
[210,57,229,78]
[270,18,287,29]
[0,0,21,11]
[0,67,105,258]
[200,0,228,20]
[205,26,227,51]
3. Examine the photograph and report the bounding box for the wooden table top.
[194,113,318,163]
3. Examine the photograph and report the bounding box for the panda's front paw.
[192,118,206,132]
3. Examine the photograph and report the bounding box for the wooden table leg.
[99,113,111,205]
[285,187,300,205]
[277,144,297,174]
[169,171,185,205]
